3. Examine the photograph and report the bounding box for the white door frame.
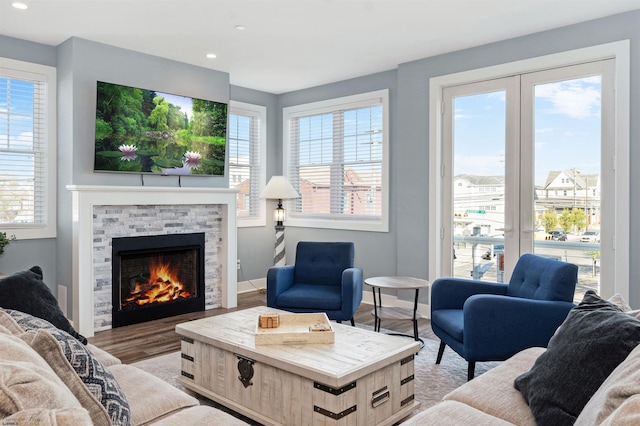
[429,40,630,300]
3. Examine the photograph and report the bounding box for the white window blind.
[0,62,53,236]
[284,90,388,232]
[229,102,266,226]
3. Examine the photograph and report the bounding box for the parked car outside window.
[548,230,567,241]
[580,231,600,243]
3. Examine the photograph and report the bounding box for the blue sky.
[1,78,35,150]
[453,76,601,186]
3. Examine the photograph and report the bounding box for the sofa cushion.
[430,309,464,342]
[0,266,87,344]
[1,309,131,426]
[150,405,250,426]
[599,394,640,426]
[109,364,199,425]
[2,407,93,425]
[514,291,640,426]
[88,343,123,367]
[401,400,516,425]
[0,327,84,418]
[277,284,342,310]
[575,342,640,425]
[445,346,541,426]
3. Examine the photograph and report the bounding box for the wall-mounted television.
[94,81,227,176]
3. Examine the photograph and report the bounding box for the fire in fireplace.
[112,233,205,328]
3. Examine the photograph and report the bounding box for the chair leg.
[350,318,355,326]
[467,362,476,381]
[436,341,446,364]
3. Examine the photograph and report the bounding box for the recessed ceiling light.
[12,2,28,9]
[235,25,246,31]
[205,53,217,59]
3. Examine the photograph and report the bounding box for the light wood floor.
[88,291,434,364]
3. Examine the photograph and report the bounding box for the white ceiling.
[2,0,639,94]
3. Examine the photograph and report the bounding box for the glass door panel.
[451,89,508,282]
[526,73,602,301]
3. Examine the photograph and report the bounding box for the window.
[0,58,56,239]
[283,90,389,232]
[228,101,266,227]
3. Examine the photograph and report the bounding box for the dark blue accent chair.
[266,241,363,325]
[431,253,578,380]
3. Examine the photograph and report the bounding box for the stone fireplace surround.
[68,185,238,337]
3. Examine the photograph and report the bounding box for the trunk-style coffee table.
[176,306,420,426]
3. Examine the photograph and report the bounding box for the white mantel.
[67,185,238,337]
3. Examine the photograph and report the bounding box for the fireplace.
[111,232,205,328]
[68,185,238,337]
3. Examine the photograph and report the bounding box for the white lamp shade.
[261,176,299,200]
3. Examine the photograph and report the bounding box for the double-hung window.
[0,58,56,239]
[283,89,389,232]
[228,101,266,227]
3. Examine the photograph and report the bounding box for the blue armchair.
[431,253,578,380]
[266,241,363,325]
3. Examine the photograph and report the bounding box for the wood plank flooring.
[88,291,434,364]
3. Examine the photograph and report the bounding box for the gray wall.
[277,70,399,282]
[0,9,638,313]
[229,85,281,281]
[0,35,57,280]
[394,10,639,304]
[56,38,230,317]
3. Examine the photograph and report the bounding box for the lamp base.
[273,225,286,266]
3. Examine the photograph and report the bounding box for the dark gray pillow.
[514,290,640,426]
[0,266,87,344]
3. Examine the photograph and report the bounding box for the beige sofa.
[0,309,247,426]
[404,342,640,425]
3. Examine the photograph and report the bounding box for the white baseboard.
[238,277,267,294]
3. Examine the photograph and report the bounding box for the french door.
[440,60,614,301]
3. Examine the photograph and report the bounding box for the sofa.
[0,308,248,425]
[404,292,640,425]
[0,266,248,426]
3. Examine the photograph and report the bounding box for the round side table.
[364,276,429,346]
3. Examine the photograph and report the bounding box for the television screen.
[94,81,227,176]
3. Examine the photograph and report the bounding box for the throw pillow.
[4,309,131,426]
[22,329,113,426]
[0,327,83,417]
[0,266,87,344]
[608,293,632,312]
[514,290,640,426]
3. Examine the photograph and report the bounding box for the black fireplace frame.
[111,232,205,328]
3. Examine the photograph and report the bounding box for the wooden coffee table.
[176,306,420,426]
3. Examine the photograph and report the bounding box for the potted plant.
[0,232,16,256]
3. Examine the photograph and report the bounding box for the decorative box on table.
[255,312,335,345]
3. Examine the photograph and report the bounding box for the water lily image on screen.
[94,81,227,176]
